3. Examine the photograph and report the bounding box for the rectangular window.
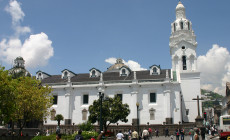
[53,95,58,105]
[83,94,89,104]
[186,109,189,116]
[117,94,122,102]
[150,93,156,103]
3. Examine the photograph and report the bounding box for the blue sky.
[0,0,230,94]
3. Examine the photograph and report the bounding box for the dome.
[15,56,24,60]
[176,1,185,10]
[107,58,129,72]
[8,56,31,78]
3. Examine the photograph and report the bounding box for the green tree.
[0,66,15,124]
[54,114,64,126]
[88,95,130,133]
[11,76,53,134]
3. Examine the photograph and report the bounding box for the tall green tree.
[12,76,53,134]
[88,95,130,133]
[0,66,15,124]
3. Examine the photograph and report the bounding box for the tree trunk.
[58,120,60,126]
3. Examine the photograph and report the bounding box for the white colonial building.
[37,2,201,126]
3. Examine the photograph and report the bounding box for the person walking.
[165,127,169,137]
[142,128,149,140]
[132,129,138,140]
[200,127,206,140]
[116,131,124,140]
[155,129,159,137]
[175,129,180,140]
[180,128,185,140]
[194,129,200,140]
[148,127,152,139]
[75,130,84,140]
[56,133,62,140]
[189,128,195,140]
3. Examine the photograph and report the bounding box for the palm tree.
[54,114,64,126]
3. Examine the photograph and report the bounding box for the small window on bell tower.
[182,46,185,50]
[188,22,190,30]
[180,21,183,30]
[182,56,187,70]
[174,23,176,32]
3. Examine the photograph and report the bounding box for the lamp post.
[99,92,104,132]
[136,102,140,136]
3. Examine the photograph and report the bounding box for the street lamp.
[136,102,140,136]
[99,92,104,132]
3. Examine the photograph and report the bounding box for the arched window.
[153,67,157,74]
[174,23,176,32]
[122,69,126,74]
[91,70,96,77]
[63,71,68,79]
[180,21,183,30]
[182,56,187,70]
[38,73,42,80]
[51,109,56,120]
[188,22,190,30]
[121,69,127,76]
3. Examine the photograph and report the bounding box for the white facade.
[38,2,201,126]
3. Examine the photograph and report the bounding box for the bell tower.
[170,2,201,123]
[170,1,197,72]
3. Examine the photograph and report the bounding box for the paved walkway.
[147,134,219,140]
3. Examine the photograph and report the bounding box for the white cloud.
[0,33,54,68]
[105,57,147,71]
[197,44,230,95]
[5,0,24,25]
[0,0,54,69]
[21,33,54,68]
[105,57,117,64]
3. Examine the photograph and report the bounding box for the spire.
[176,1,186,19]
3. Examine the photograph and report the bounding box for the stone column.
[65,89,72,125]
[165,89,172,124]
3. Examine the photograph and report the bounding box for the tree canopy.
[54,114,64,126]
[0,66,53,133]
[88,95,130,132]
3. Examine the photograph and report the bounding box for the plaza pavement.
[147,134,219,140]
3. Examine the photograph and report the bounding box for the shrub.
[78,121,94,131]
[72,131,99,140]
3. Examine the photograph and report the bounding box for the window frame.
[83,94,89,104]
[53,95,58,105]
[149,93,156,103]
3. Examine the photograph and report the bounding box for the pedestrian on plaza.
[200,127,206,140]
[128,129,132,140]
[148,127,152,139]
[56,126,60,134]
[180,128,185,140]
[75,129,84,140]
[56,133,62,140]
[165,127,169,137]
[194,129,200,140]
[97,131,103,140]
[189,128,195,140]
[142,128,149,140]
[131,129,138,140]
[211,126,215,136]
[155,129,159,137]
[116,130,124,140]
[175,129,180,140]
[90,136,96,140]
